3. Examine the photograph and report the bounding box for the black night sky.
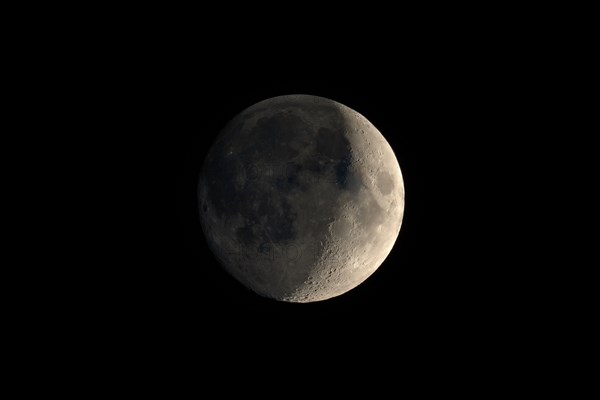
[44,12,553,384]
[18,7,558,385]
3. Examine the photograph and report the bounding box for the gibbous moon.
[198,94,404,302]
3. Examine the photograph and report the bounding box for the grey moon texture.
[198,94,404,303]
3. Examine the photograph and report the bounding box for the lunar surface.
[198,94,404,302]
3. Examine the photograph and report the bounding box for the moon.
[198,94,404,303]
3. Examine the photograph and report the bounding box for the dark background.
[36,10,570,386]
[49,25,561,383]
[31,11,559,383]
